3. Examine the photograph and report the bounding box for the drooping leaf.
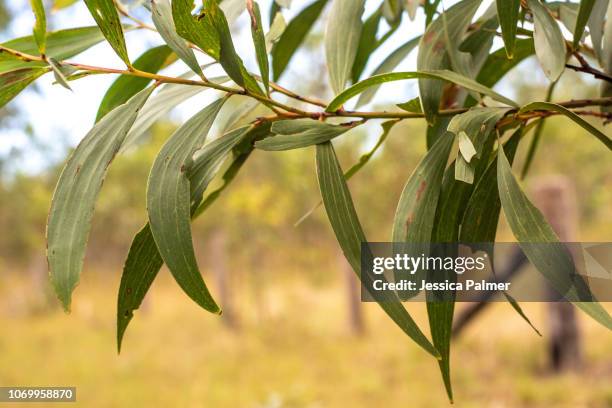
[325,0,365,94]
[404,0,418,20]
[351,7,384,83]
[96,45,175,122]
[271,0,327,81]
[47,87,154,311]
[417,0,481,122]
[30,0,47,55]
[382,0,402,25]
[316,141,440,359]
[151,0,203,78]
[0,67,48,108]
[392,132,454,299]
[497,145,612,329]
[248,1,269,94]
[496,0,520,58]
[255,119,354,151]
[573,0,595,48]
[48,57,73,90]
[265,12,286,52]
[0,26,107,73]
[219,0,246,24]
[172,0,220,59]
[83,0,131,66]
[459,128,541,336]
[356,36,420,107]
[528,0,566,81]
[475,39,535,89]
[146,98,227,314]
[587,0,609,61]
[519,102,612,150]
[457,131,476,162]
[118,125,255,350]
[327,70,518,112]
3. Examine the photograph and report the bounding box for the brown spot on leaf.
[416,180,427,201]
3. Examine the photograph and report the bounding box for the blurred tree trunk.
[533,176,582,372]
[339,253,365,335]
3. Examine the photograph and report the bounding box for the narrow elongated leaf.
[146,98,226,314]
[587,0,609,61]
[519,102,612,150]
[248,1,269,94]
[476,39,535,89]
[351,8,382,83]
[528,0,566,81]
[96,45,175,122]
[48,58,72,91]
[30,0,46,54]
[497,145,612,329]
[496,0,520,58]
[271,0,326,80]
[118,125,255,350]
[151,0,203,78]
[325,0,365,94]
[392,132,454,298]
[327,70,518,112]
[573,0,595,48]
[84,0,131,66]
[47,87,154,311]
[417,0,481,122]
[0,67,48,108]
[255,119,353,151]
[0,26,106,73]
[356,36,420,107]
[172,0,220,59]
[265,12,286,52]
[316,141,440,359]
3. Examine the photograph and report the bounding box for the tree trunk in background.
[210,228,239,330]
[532,176,582,372]
[339,253,365,336]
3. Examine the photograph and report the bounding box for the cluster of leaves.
[1,0,611,401]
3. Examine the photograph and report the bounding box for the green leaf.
[325,0,365,94]
[382,0,402,25]
[48,57,73,91]
[392,132,454,298]
[351,7,383,83]
[475,39,535,89]
[47,87,154,311]
[519,102,612,150]
[151,0,203,78]
[30,0,47,55]
[397,97,423,113]
[587,0,608,61]
[315,141,440,359]
[496,0,520,58]
[265,12,286,52]
[96,45,175,122]
[355,36,420,107]
[528,0,566,81]
[206,0,262,95]
[573,0,595,48]
[271,0,327,81]
[457,131,476,162]
[417,0,481,122]
[146,98,226,314]
[172,0,220,59]
[497,144,612,330]
[327,70,518,112]
[0,67,48,108]
[52,0,79,11]
[255,119,353,151]
[83,0,131,66]
[118,125,255,350]
[0,26,107,73]
[248,1,269,94]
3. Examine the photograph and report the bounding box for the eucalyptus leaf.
[47,87,154,311]
[84,0,131,66]
[587,0,609,61]
[316,141,440,359]
[30,0,47,55]
[146,98,226,314]
[151,0,203,78]
[265,12,286,52]
[528,0,566,81]
[248,1,269,94]
[0,67,48,108]
[255,119,353,151]
[573,0,595,48]
[172,0,220,59]
[271,0,327,80]
[496,0,520,58]
[325,0,365,94]
[48,57,72,91]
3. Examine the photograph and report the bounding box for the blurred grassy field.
[1,268,611,408]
